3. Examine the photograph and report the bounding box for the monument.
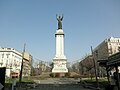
[52,15,68,76]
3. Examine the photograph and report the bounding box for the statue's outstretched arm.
[56,14,59,20]
[61,15,63,21]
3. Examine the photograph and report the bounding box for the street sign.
[0,83,4,90]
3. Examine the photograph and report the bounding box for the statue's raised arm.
[56,14,59,20]
[61,15,63,21]
[56,14,64,29]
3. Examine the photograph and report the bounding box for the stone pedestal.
[52,29,68,75]
[52,59,68,73]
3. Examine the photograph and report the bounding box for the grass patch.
[5,78,13,83]
[83,78,109,88]
[5,77,34,84]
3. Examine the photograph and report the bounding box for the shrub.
[65,73,71,77]
[49,73,54,77]
[55,73,60,77]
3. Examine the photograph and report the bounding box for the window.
[7,48,11,50]
[6,54,10,58]
[95,50,98,57]
[114,50,116,53]
[2,54,4,58]
[118,47,120,51]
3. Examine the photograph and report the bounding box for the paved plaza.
[5,78,93,90]
[30,84,92,90]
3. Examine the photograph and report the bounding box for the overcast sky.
[0,0,120,63]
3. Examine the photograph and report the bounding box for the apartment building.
[93,37,120,75]
[79,37,120,76]
[22,52,33,76]
[0,47,33,78]
[0,48,22,78]
[93,37,120,60]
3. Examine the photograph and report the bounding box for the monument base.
[52,58,68,74]
[52,73,67,77]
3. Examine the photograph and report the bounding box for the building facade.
[93,37,120,75]
[79,37,120,77]
[0,48,22,78]
[94,37,120,60]
[0,48,33,78]
[22,52,33,76]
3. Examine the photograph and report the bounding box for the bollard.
[12,79,16,90]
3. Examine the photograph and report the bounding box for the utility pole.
[91,46,99,89]
[19,43,26,82]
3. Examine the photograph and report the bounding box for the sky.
[0,0,120,63]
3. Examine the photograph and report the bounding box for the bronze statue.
[56,14,63,29]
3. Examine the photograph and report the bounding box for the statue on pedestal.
[56,14,63,29]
